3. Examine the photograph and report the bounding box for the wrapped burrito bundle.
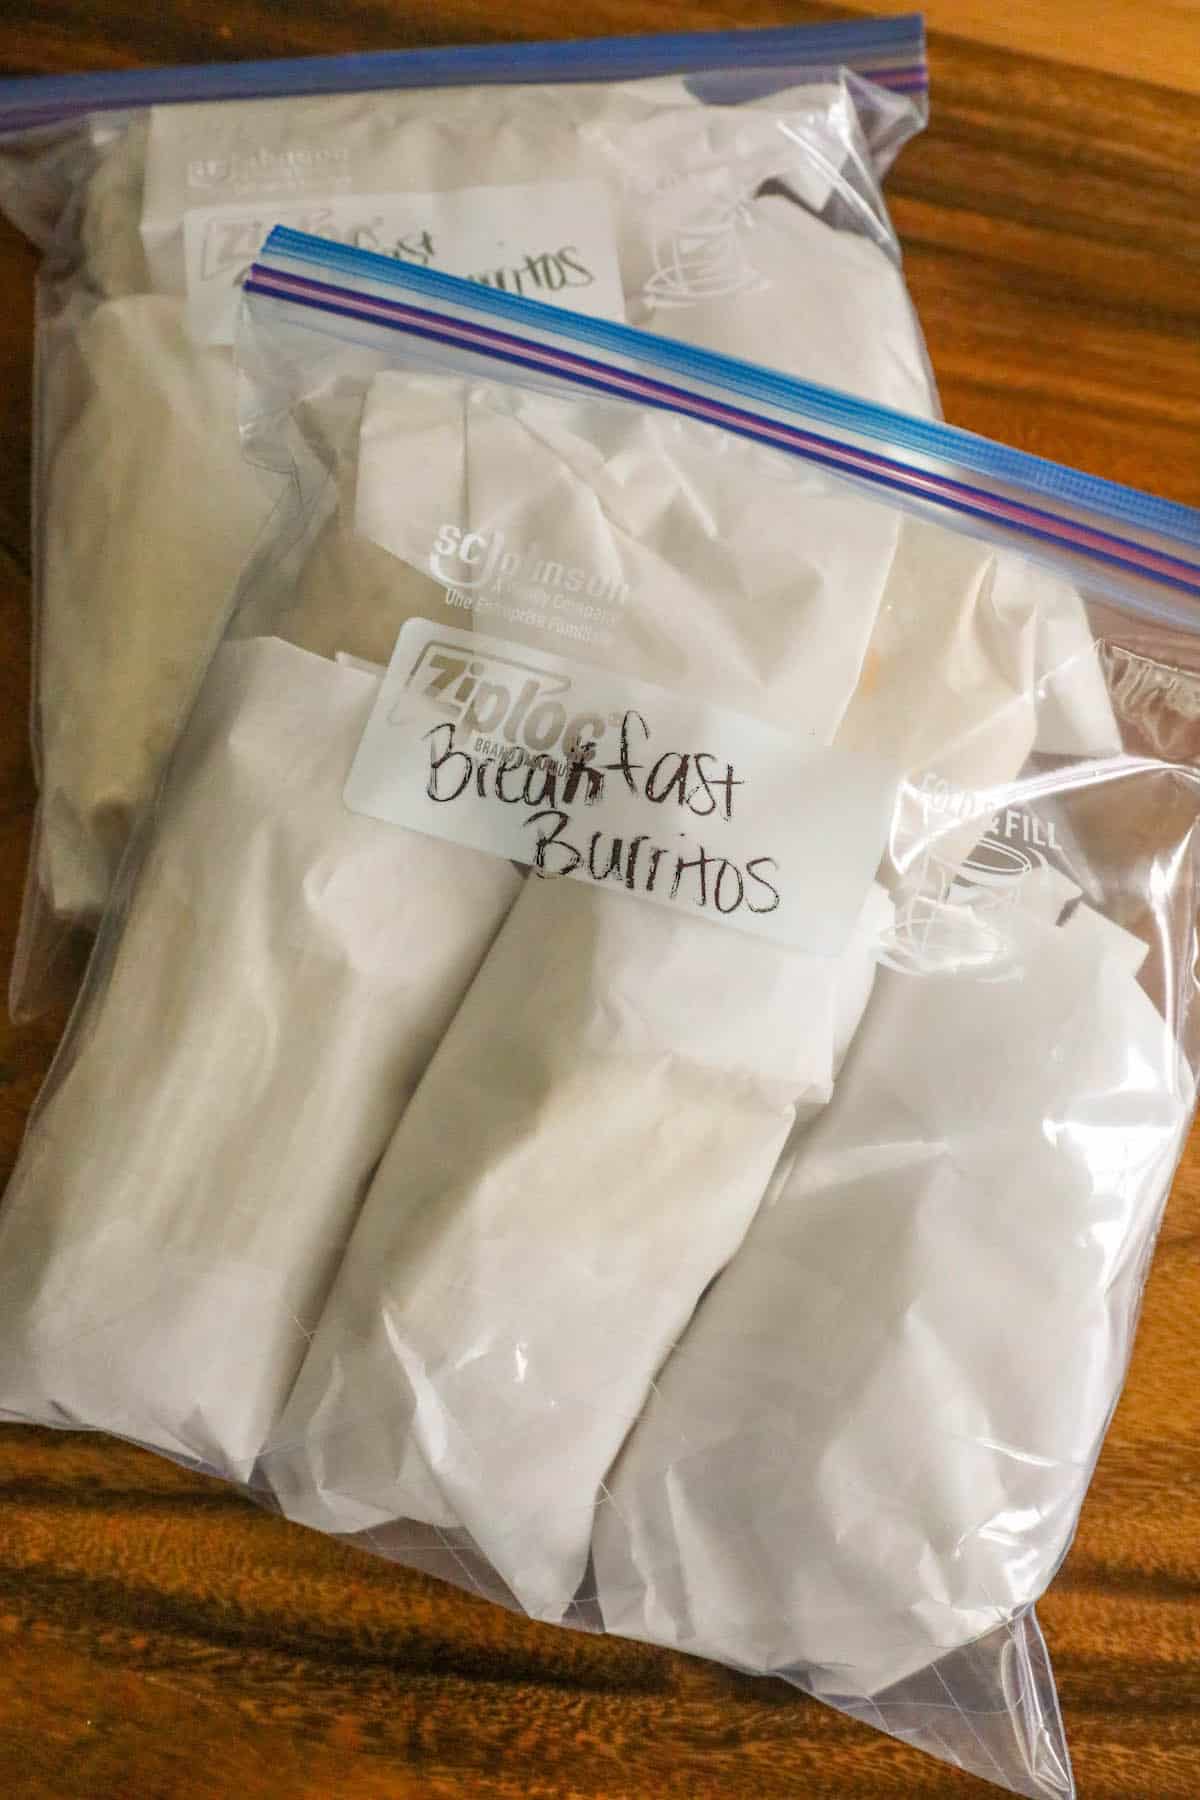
[0,637,521,1475]
[591,899,1189,1696]
[0,30,935,1015]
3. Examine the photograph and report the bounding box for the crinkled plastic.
[0,20,934,1021]
[3,232,1199,1800]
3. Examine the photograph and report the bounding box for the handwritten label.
[346,620,894,956]
[183,178,625,344]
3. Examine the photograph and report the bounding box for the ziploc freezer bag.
[0,18,934,1018]
[4,230,1200,1800]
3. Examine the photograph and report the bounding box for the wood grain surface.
[0,4,1198,1797]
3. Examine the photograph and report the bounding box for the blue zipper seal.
[0,18,928,132]
[251,226,1200,560]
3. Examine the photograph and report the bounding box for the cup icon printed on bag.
[643,184,760,307]
[881,782,1064,975]
[952,834,1039,907]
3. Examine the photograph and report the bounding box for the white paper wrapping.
[0,637,521,1477]
[591,902,1189,1694]
[264,878,894,1619]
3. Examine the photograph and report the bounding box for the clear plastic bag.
[0,17,934,1021]
[5,226,1199,1799]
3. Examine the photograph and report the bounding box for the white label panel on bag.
[183,178,626,344]
[346,619,895,956]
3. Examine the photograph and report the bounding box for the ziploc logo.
[397,638,608,762]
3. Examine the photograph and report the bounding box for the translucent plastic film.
[3,241,1199,1800]
[0,22,933,1021]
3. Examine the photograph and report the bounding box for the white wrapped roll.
[592,903,1188,1694]
[0,637,521,1477]
[265,879,893,1618]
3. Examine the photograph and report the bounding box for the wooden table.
[0,5,1197,1796]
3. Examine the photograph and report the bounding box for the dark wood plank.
[0,5,1197,1797]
